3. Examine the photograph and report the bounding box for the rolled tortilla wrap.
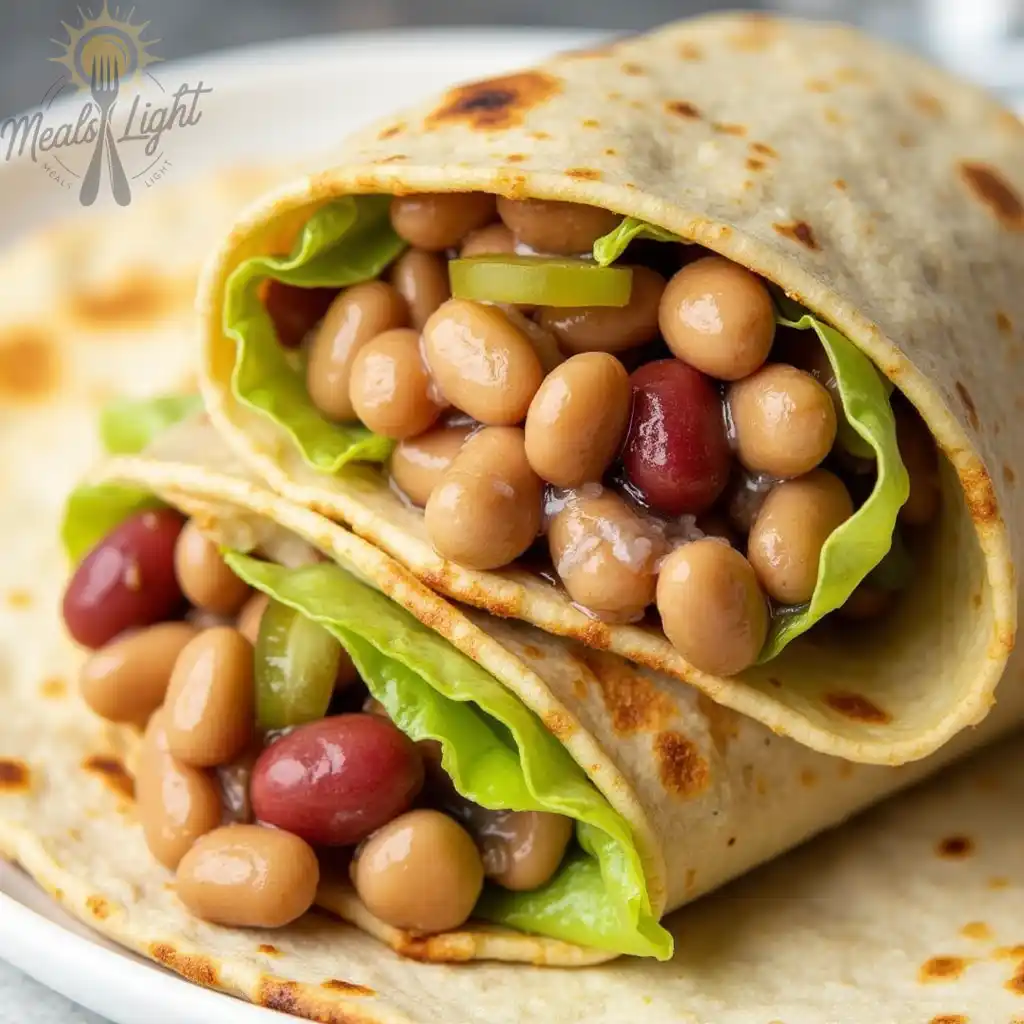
[197,14,1021,766]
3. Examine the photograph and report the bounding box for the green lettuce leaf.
[225,553,672,960]
[762,300,910,659]
[224,197,405,473]
[100,394,203,455]
[61,484,163,564]
[592,218,681,266]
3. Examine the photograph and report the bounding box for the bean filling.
[257,191,937,679]
[62,511,578,935]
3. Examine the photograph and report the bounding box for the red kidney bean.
[250,714,424,846]
[623,359,731,516]
[264,281,338,349]
[62,509,185,649]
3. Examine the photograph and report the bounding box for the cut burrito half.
[197,14,1022,766]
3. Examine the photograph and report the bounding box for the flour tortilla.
[198,13,1023,766]
[1,162,1024,1019]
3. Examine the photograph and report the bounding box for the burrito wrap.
[199,14,1023,765]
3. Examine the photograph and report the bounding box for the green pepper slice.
[255,598,341,730]
[449,255,632,307]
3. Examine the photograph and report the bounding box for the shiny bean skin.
[656,539,768,676]
[728,364,837,478]
[478,811,574,891]
[348,328,443,439]
[895,401,940,526]
[62,509,185,650]
[659,256,775,380]
[548,489,662,620]
[747,469,854,604]
[176,824,319,928]
[306,281,410,422]
[390,192,496,251]
[389,424,473,507]
[460,223,516,257]
[351,809,484,934]
[174,520,250,616]
[236,592,269,646]
[496,198,620,255]
[425,427,543,570]
[250,715,424,846]
[623,360,732,516]
[524,353,631,487]
[136,711,222,870]
[80,622,196,725]
[538,266,665,354]
[389,249,451,330]
[264,281,338,349]
[423,300,544,425]
[164,627,254,767]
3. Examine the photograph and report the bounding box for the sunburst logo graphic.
[50,3,162,92]
[0,4,211,207]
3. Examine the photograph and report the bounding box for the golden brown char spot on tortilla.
[6,588,31,608]
[823,107,845,126]
[746,157,766,172]
[989,876,1010,889]
[82,754,135,800]
[377,122,405,140]
[837,761,855,779]
[996,311,1013,333]
[530,130,552,141]
[68,271,182,326]
[713,122,747,137]
[749,141,777,157]
[972,592,983,609]
[727,836,736,847]
[581,651,674,734]
[996,945,1024,961]
[426,72,562,131]
[654,731,710,797]
[321,979,375,996]
[86,895,110,919]
[958,461,999,526]
[767,677,781,688]
[726,14,779,51]
[684,867,697,893]
[800,769,818,788]
[374,154,407,164]
[40,676,67,698]
[678,41,703,61]
[1003,463,1016,487]
[665,100,701,119]
[1006,963,1024,995]
[929,1016,967,1024]
[604,147,618,157]
[833,178,848,191]
[504,154,526,164]
[938,835,975,859]
[621,62,645,76]
[911,91,944,116]
[566,168,601,181]
[543,709,577,741]
[522,644,545,660]
[960,921,992,941]
[571,674,588,699]
[919,956,970,982]
[581,118,600,129]
[0,328,58,401]
[806,78,832,93]
[149,943,220,988]
[958,163,1024,230]
[772,220,820,251]
[825,692,892,724]
[0,759,30,793]
[955,382,981,430]
[257,944,280,956]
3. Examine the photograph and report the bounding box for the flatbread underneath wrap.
[198,13,1022,766]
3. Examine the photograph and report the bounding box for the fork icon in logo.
[79,55,132,207]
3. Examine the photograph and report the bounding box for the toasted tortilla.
[2,160,1024,1018]
[198,13,1022,766]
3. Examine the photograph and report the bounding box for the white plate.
[0,27,598,1024]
